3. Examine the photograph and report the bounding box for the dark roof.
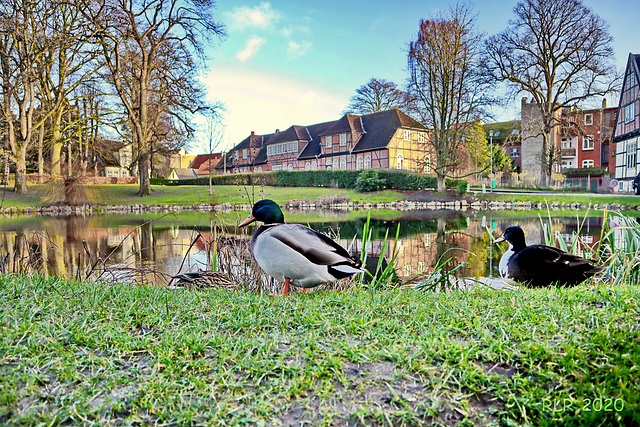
[316,114,363,137]
[352,109,427,153]
[635,53,640,71]
[264,126,310,146]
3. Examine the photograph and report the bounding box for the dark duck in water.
[495,225,604,287]
[238,199,365,295]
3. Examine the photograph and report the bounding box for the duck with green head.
[239,199,365,295]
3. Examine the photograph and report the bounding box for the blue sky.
[194,0,639,154]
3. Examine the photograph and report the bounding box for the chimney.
[275,129,280,133]
[602,98,608,109]
[251,131,255,136]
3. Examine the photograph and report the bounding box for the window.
[339,133,347,146]
[418,132,425,143]
[396,153,404,169]
[584,114,593,126]
[582,135,594,150]
[582,159,594,168]
[561,136,572,148]
[561,159,574,169]
[356,156,363,170]
[272,164,282,171]
[242,149,247,159]
[364,155,372,169]
[311,160,317,170]
[340,157,346,170]
[627,72,636,89]
[305,162,311,170]
[267,141,298,156]
[325,160,332,170]
[627,142,637,168]
[254,167,262,172]
[403,130,411,141]
[625,103,636,123]
[493,131,501,137]
[510,147,520,158]
[325,135,332,148]
[287,164,293,171]
[423,156,431,174]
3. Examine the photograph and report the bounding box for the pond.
[0,208,613,288]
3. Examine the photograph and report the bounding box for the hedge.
[153,170,467,194]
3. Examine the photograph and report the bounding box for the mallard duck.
[238,199,365,295]
[171,270,235,290]
[495,225,604,287]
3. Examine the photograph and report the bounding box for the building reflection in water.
[0,211,608,286]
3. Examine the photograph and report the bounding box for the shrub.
[355,169,386,192]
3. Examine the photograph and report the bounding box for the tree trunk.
[14,156,27,194]
[138,150,151,196]
[436,173,446,193]
[37,123,44,183]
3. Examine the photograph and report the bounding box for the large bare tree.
[483,0,619,185]
[36,0,98,181]
[407,4,492,192]
[0,0,52,194]
[344,78,414,115]
[84,0,224,196]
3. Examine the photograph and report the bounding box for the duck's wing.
[265,224,362,268]
[512,245,602,285]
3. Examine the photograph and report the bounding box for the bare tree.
[204,114,224,195]
[84,0,224,196]
[36,0,98,182]
[0,0,53,194]
[344,78,414,115]
[407,4,492,192]
[483,0,619,185]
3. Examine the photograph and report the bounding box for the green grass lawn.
[1,276,637,426]
[0,184,406,208]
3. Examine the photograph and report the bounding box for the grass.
[1,275,638,426]
[0,184,406,208]
[478,192,640,207]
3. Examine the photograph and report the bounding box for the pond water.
[0,208,612,287]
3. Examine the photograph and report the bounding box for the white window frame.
[582,159,594,168]
[582,135,594,150]
[311,160,317,170]
[423,155,431,174]
[510,147,520,158]
[356,156,363,170]
[561,136,572,148]
[340,157,346,170]
[584,114,593,126]
[403,130,411,141]
[396,153,404,169]
[364,155,372,169]
[625,103,636,124]
[339,133,347,146]
[325,135,332,148]
[417,132,425,143]
[325,160,332,170]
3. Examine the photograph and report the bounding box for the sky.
[192,0,640,154]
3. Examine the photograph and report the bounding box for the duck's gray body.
[250,223,363,288]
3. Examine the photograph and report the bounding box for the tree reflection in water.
[0,211,607,288]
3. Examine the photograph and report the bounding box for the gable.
[613,53,640,142]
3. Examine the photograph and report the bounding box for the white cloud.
[235,37,265,62]
[201,67,349,152]
[226,2,281,31]
[287,40,312,57]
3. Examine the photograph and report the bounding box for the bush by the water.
[153,169,467,194]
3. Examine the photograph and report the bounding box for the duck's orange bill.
[238,213,256,228]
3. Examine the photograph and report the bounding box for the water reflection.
[0,210,608,286]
